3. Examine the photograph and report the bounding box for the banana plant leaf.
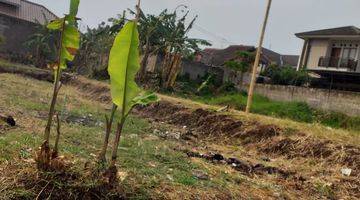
[47,0,80,70]
[108,21,158,118]
[69,0,80,17]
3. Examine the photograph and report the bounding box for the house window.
[342,48,357,60]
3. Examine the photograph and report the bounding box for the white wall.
[306,39,329,68]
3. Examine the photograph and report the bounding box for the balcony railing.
[318,57,358,71]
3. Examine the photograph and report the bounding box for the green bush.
[262,64,309,86]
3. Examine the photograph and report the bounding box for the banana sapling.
[103,0,158,183]
[37,0,81,170]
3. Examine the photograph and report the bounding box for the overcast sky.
[33,0,360,55]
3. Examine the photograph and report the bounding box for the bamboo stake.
[246,0,272,114]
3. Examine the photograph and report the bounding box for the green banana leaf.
[69,0,80,17]
[47,19,64,30]
[60,25,80,68]
[47,0,80,70]
[108,21,158,117]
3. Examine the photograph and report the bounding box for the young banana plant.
[104,0,158,183]
[37,0,81,170]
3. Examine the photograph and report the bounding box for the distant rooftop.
[0,0,57,24]
[200,45,298,67]
[296,26,360,39]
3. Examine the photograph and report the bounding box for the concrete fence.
[252,84,360,116]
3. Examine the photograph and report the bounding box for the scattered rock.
[186,150,295,178]
[166,174,174,181]
[169,132,181,140]
[261,157,271,162]
[341,168,352,176]
[117,171,128,182]
[192,170,209,180]
[148,161,157,168]
[65,114,100,127]
[153,129,161,135]
[227,158,252,173]
[128,134,138,139]
[217,105,229,112]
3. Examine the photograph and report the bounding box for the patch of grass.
[2,73,253,199]
[170,91,360,132]
[314,181,336,199]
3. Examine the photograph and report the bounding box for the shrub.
[262,64,309,86]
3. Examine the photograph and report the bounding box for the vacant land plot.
[0,69,359,199]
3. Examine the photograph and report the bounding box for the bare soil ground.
[0,62,359,199]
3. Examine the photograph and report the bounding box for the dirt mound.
[136,102,243,138]
[15,171,126,200]
[137,101,360,177]
[237,125,281,144]
[0,64,73,83]
[68,77,112,104]
[262,137,360,173]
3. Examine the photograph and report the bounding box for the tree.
[24,18,58,68]
[225,51,255,90]
[127,9,166,81]
[127,7,210,87]
[159,9,210,89]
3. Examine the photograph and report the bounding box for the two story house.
[296,26,360,73]
[296,26,360,90]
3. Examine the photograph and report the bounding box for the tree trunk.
[138,41,151,82]
[166,54,182,89]
[161,51,172,87]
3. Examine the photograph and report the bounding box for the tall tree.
[159,9,210,89]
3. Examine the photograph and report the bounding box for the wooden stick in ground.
[246,0,272,114]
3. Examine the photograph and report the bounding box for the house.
[192,45,299,87]
[197,45,299,69]
[144,45,299,88]
[0,0,57,54]
[296,26,360,90]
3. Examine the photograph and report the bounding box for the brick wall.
[0,14,36,54]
